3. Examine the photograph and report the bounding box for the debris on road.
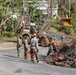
[45,39,76,68]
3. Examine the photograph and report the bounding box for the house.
[37,0,58,18]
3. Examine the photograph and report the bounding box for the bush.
[2,31,16,37]
[71,10,76,33]
[53,24,74,34]
[52,24,61,30]
[51,16,56,22]
[63,27,74,34]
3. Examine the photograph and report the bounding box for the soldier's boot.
[24,55,28,59]
[24,53,27,59]
[18,53,20,58]
[24,56,27,59]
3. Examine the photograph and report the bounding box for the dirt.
[0,42,16,50]
[0,36,17,50]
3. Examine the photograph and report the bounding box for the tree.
[28,3,43,24]
[0,0,23,33]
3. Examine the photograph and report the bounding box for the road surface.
[0,32,75,75]
[0,46,76,75]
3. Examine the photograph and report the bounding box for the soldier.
[61,35,65,42]
[17,35,23,57]
[22,35,29,59]
[30,33,39,63]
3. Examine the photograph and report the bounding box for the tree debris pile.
[44,42,76,68]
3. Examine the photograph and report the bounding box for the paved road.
[0,46,76,75]
[0,32,75,75]
[47,31,72,44]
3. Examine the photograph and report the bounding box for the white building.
[37,0,58,17]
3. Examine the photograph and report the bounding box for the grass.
[0,36,17,43]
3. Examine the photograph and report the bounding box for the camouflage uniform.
[22,36,29,59]
[17,35,22,57]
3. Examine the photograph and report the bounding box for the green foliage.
[6,18,18,32]
[2,13,9,19]
[28,3,43,25]
[0,0,6,3]
[2,31,16,37]
[63,27,74,34]
[52,24,61,30]
[51,16,56,22]
[71,10,76,33]
[29,6,38,19]
[0,10,9,23]
[53,24,74,34]
[0,11,2,23]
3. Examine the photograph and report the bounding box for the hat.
[53,43,56,46]
[33,33,37,37]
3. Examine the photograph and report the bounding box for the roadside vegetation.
[0,0,76,39]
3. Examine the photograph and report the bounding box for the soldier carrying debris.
[17,35,23,57]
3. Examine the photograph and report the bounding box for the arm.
[35,39,39,51]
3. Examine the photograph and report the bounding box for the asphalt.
[0,46,76,75]
[0,32,75,75]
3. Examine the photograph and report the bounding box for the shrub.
[2,31,16,37]
[63,27,74,34]
[71,10,76,33]
[51,16,56,22]
[52,24,61,30]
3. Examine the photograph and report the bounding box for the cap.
[53,43,56,46]
[33,33,37,37]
